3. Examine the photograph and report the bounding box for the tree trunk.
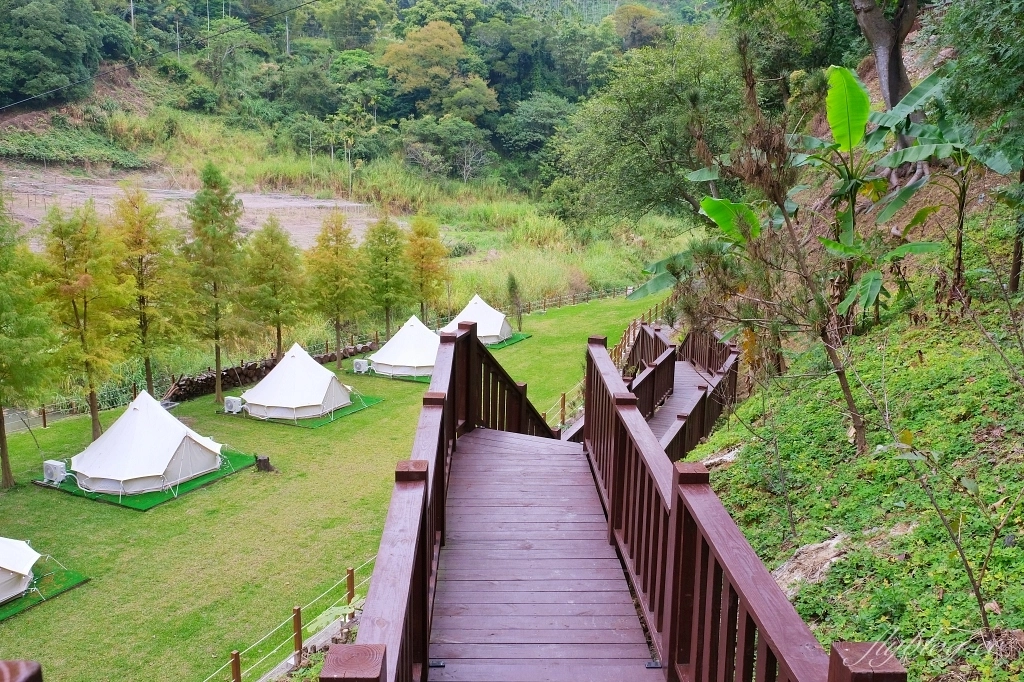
[420,300,426,322]
[851,0,918,110]
[0,405,14,490]
[215,342,224,404]
[385,306,392,340]
[89,386,101,441]
[822,337,867,455]
[334,318,343,371]
[144,355,154,396]
[276,323,283,359]
[1011,169,1024,293]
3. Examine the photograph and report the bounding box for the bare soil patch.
[2,162,377,250]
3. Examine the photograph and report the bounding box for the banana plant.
[876,113,1020,292]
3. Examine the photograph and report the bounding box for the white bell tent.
[440,294,514,345]
[242,343,351,420]
[369,315,440,377]
[70,391,223,495]
[0,538,40,605]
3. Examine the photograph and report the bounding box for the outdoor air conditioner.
[43,460,67,485]
[224,396,243,414]
[353,359,369,374]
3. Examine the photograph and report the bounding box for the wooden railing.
[628,345,676,420]
[582,336,905,682]
[320,322,555,682]
[659,329,740,461]
[0,662,42,682]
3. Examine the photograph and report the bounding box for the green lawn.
[0,295,652,682]
[494,295,661,413]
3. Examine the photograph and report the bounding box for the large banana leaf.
[627,271,678,300]
[870,67,949,130]
[700,197,761,244]
[881,242,945,261]
[875,177,928,223]
[877,143,957,167]
[826,66,870,152]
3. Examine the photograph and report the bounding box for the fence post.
[230,651,241,682]
[292,606,303,668]
[347,567,356,617]
[40,406,46,429]
[560,392,566,426]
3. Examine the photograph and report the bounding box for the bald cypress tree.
[185,163,243,404]
[0,188,57,488]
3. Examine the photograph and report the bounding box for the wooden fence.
[319,322,554,682]
[582,335,904,682]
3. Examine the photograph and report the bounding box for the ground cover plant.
[688,249,1024,678]
[0,295,645,681]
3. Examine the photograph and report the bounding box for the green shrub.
[178,84,219,113]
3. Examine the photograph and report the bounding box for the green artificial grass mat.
[0,565,90,623]
[221,395,384,428]
[487,332,531,350]
[357,370,432,384]
[32,448,256,511]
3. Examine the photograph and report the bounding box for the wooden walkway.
[429,428,662,682]
[645,361,716,440]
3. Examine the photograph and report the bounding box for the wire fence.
[200,554,376,682]
[423,285,636,332]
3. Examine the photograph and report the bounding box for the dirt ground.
[1,162,378,250]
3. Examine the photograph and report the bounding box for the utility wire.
[0,0,324,113]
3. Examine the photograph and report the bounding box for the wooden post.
[230,651,241,682]
[292,606,303,667]
[132,383,138,399]
[40,406,47,429]
[347,567,356,610]
[560,392,566,426]
[517,382,528,433]
[827,642,906,682]
[320,644,386,682]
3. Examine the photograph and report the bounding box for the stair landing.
[429,428,662,682]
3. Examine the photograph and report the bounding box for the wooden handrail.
[321,322,555,682]
[582,336,905,682]
[0,662,42,682]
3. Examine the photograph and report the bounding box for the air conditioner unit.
[353,359,369,374]
[224,396,243,414]
[43,460,66,485]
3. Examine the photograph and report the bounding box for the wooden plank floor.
[430,428,662,682]
[646,361,718,440]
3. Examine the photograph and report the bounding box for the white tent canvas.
[370,316,440,377]
[0,538,40,605]
[242,343,351,420]
[441,294,514,344]
[71,391,222,495]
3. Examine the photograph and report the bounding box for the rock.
[772,534,848,599]
[702,447,740,470]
